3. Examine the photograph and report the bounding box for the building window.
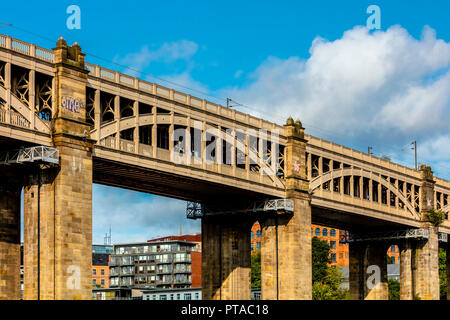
[92,269,96,275]
[256,230,261,238]
[331,253,336,262]
[256,242,261,250]
[390,245,396,253]
[251,231,254,239]
[153,295,157,300]
[330,241,336,249]
[93,279,97,285]
[391,257,395,264]
[330,229,336,237]
[251,243,254,251]
[322,228,328,237]
[170,294,174,300]
[315,228,320,237]
[184,293,192,300]
[101,279,105,286]
[195,293,199,300]
[160,295,167,300]
[101,269,105,276]
[177,294,181,300]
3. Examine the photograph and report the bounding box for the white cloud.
[220,25,450,177]
[117,40,199,76]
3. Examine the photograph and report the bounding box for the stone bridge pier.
[21,38,94,300]
[201,118,313,300]
[0,172,22,300]
[349,166,441,300]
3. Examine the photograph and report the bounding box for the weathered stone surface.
[349,242,388,300]
[23,39,93,300]
[259,119,312,300]
[202,216,252,300]
[0,177,21,300]
[400,240,413,300]
[413,223,439,300]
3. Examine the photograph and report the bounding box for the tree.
[388,279,400,300]
[439,248,446,300]
[312,236,331,283]
[312,236,347,300]
[251,251,261,289]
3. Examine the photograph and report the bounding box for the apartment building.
[109,237,199,290]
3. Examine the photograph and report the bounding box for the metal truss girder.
[340,228,448,243]
[0,146,59,165]
[186,198,294,219]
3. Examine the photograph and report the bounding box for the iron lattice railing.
[0,146,59,165]
[186,199,294,219]
[340,228,448,243]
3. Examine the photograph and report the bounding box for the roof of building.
[112,239,198,247]
[147,234,201,243]
[92,253,110,266]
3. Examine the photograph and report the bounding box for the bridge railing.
[0,34,54,63]
[83,66,282,134]
[0,107,31,129]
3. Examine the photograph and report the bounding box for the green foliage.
[312,237,347,300]
[312,236,331,284]
[439,248,447,300]
[424,208,447,226]
[386,254,394,265]
[251,251,261,289]
[312,266,347,300]
[388,279,400,300]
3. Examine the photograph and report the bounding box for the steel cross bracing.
[186,198,294,219]
[340,228,448,243]
[0,146,59,165]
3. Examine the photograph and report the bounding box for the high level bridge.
[0,34,449,300]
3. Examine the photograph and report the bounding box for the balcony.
[156,258,172,264]
[174,258,191,263]
[110,270,119,276]
[173,267,191,274]
[156,268,172,274]
[174,278,192,284]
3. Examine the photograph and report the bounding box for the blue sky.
[4,1,449,243]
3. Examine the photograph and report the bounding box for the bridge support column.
[349,242,388,300]
[349,242,365,300]
[23,37,94,300]
[261,196,311,300]
[259,117,312,300]
[413,165,439,300]
[413,224,439,300]
[0,175,21,300]
[202,215,252,300]
[400,240,413,300]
